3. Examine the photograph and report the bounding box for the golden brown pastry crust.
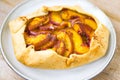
[9,6,109,69]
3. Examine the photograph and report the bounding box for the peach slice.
[61,9,85,21]
[50,12,62,25]
[60,21,71,28]
[61,9,70,20]
[61,9,79,20]
[73,23,92,46]
[66,29,89,54]
[27,16,49,30]
[73,23,82,33]
[73,22,94,39]
[56,31,73,57]
[40,35,57,50]
[24,33,51,51]
[85,19,97,30]
[80,24,94,38]
[29,30,52,36]
[80,32,91,47]
[53,41,65,55]
[39,24,55,31]
[52,21,71,30]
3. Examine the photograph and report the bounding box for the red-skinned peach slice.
[72,23,92,46]
[61,9,70,20]
[73,23,82,33]
[61,9,85,21]
[53,40,65,55]
[52,21,71,30]
[29,30,52,36]
[60,21,71,28]
[78,23,94,39]
[24,33,51,51]
[66,29,89,54]
[39,24,55,31]
[40,35,57,50]
[27,16,49,30]
[80,32,90,47]
[56,31,73,57]
[50,12,62,25]
[85,19,97,30]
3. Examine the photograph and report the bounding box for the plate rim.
[0,0,31,79]
[0,0,116,80]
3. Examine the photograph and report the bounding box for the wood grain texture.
[0,0,119,80]
[0,1,24,80]
[89,0,120,80]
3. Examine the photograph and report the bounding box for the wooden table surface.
[0,0,120,80]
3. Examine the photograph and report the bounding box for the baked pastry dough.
[9,6,109,69]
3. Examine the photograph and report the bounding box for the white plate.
[0,0,116,80]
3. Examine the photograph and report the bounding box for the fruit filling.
[24,9,97,57]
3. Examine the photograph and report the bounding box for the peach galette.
[9,6,109,69]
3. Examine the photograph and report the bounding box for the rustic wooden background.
[0,0,120,80]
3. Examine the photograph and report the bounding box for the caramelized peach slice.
[73,23,92,46]
[66,29,89,54]
[61,9,79,20]
[80,32,90,47]
[39,24,55,31]
[50,12,62,25]
[73,23,82,33]
[40,35,57,50]
[57,41,65,55]
[24,33,51,51]
[53,21,71,30]
[73,22,94,39]
[85,19,97,30]
[60,21,71,28]
[61,9,85,21]
[27,16,49,30]
[29,30,51,36]
[56,31,73,57]
[61,9,70,20]
[53,41,65,55]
